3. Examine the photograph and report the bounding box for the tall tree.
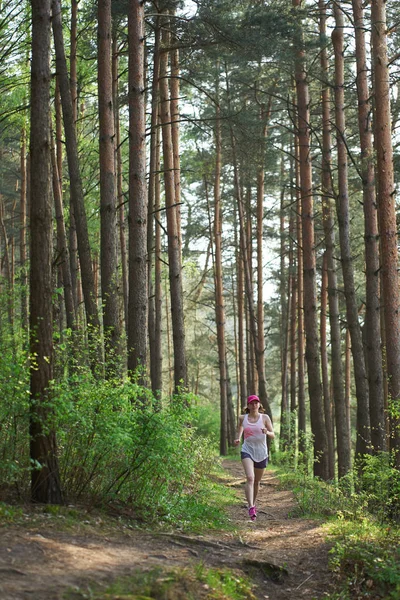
[371,0,400,465]
[147,18,163,397]
[159,14,187,392]
[98,0,121,373]
[332,3,370,462]
[29,0,62,504]
[52,0,102,369]
[319,0,349,477]
[292,0,329,479]
[127,0,148,381]
[352,0,385,453]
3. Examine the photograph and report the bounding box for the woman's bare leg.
[242,458,255,507]
[253,467,265,505]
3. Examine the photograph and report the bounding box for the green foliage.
[0,346,229,530]
[355,453,400,522]
[65,564,256,600]
[327,518,400,600]
[276,455,400,599]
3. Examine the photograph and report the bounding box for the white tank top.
[241,413,268,462]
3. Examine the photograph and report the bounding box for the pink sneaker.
[248,506,257,521]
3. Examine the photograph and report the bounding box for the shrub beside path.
[0,459,335,599]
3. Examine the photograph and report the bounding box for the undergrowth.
[275,451,400,599]
[64,564,256,600]
[0,351,233,532]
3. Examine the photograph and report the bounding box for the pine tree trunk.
[69,0,79,318]
[319,0,350,477]
[30,0,62,504]
[51,138,76,332]
[295,132,306,456]
[147,19,162,397]
[321,253,335,479]
[170,15,182,242]
[371,0,400,464]
[280,158,290,449]
[292,0,328,478]
[351,0,385,452]
[112,33,129,340]
[236,235,247,409]
[212,86,229,454]
[98,0,121,373]
[159,17,187,391]
[127,0,148,381]
[332,4,371,462]
[52,0,101,367]
[289,205,297,445]
[20,127,28,332]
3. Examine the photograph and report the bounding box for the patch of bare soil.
[0,460,335,600]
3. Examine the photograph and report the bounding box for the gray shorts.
[241,451,268,469]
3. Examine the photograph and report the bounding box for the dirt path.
[0,460,335,599]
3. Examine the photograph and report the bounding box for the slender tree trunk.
[112,34,128,340]
[51,138,76,331]
[52,0,101,366]
[0,198,13,326]
[345,327,352,445]
[147,19,162,397]
[69,0,79,317]
[321,253,335,479]
[159,17,187,391]
[127,0,148,381]
[211,84,229,453]
[98,0,121,373]
[351,0,385,452]
[280,157,290,449]
[236,229,247,409]
[20,127,28,331]
[295,132,306,456]
[292,0,328,478]
[170,14,182,242]
[332,4,370,462]
[371,0,400,464]
[289,202,297,446]
[256,98,270,410]
[319,0,350,477]
[30,0,62,504]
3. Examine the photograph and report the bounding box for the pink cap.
[247,395,260,405]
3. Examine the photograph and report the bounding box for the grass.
[274,459,400,599]
[325,516,400,599]
[64,565,257,600]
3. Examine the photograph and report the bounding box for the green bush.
[328,517,400,599]
[0,353,227,529]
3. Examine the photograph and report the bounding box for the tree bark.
[147,18,162,397]
[351,0,386,453]
[319,0,350,477]
[371,0,400,465]
[30,0,62,504]
[127,0,148,382]
[211,80,230,453]
[321,253,335,479]
[98,0,121,373]
[332,4,370,462]
[292,0,329,479]
[52,0,102,369]
[159,16,187,392]
[295,133,306,456]
[51,137,76,332]
[20,127,28,332]
[112,32,128,342]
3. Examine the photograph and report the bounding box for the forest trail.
[0,460,335,600]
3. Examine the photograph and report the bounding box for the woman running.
[234,395,274,521]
